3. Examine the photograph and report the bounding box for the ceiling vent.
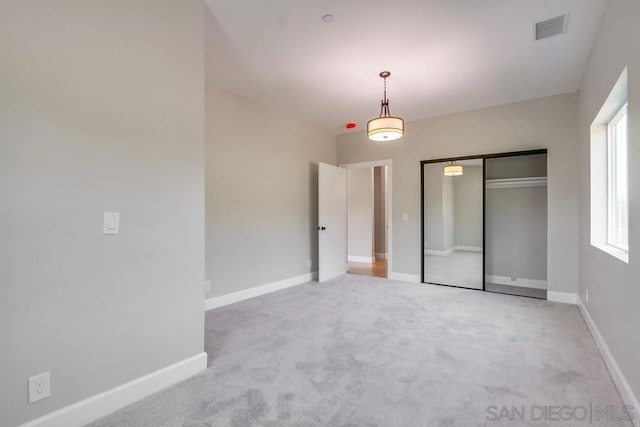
[535,15,567,40]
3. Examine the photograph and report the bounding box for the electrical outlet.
[204,281,212,293]
[585,289,589,303]
[307,260,312,269]
[28,372,51,403]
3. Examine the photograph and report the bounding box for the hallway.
[347,258,387,278]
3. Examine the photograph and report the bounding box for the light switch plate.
[402,213,409,222]
[103,212,120,235]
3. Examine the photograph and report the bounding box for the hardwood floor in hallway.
[347,258,387,278]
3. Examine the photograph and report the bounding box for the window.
[607,104,629,251]
[590,67,628,263]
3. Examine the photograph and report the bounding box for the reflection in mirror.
[423,159,483,289]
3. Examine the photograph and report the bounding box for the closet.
[421,150,548,299]
[484,152,548,298]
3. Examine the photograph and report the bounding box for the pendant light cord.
[379,76,391,118]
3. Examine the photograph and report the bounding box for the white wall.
[0,1,206,425]
[204,9,336,298]
[338,93,580,293]
[347,168,374,260]
[578,0,640,408]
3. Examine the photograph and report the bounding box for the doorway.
[317,160,393,283]
[341,161,391,279]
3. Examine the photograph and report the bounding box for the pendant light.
[444,161,463,176]
[367,71,404,141]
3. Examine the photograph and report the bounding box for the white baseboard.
[578,297,639,421]
[547,291,577,304]
[424,248,454,256]
[486,275,547,290]
[19,352,207,427]
[375,252,388,260]
[389,272,421,283]
[347,255,374,263]
[454,245,483,252]
[205,272,317,311]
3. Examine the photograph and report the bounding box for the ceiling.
[204,0,606,135]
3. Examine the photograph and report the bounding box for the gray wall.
[373,166,388,256]
[578,0,640,405]
[423,164,447,252]
[425,163,482,252]
[442,175,455,251]
[204,9,336,298]
[485,187,548,281]
[0,2,206,425]
[347,168,374,259]
[337,93,579,293]
[485,155,547,281]
[453,166,483,249]
[485,154,547,180]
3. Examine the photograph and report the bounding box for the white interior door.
[318,162,347,282]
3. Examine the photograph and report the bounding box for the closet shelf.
[485,177,547,189]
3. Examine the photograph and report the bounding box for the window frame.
[606,103,629,252]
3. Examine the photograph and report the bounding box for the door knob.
[317,226,326,231]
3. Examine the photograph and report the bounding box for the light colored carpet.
[89,274,630,426]
[424,250,483,289]
[486,282,547,300]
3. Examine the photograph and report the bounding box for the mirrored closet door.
[422,159,484,289]
[421,149,548,299]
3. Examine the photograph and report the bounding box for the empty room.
[2,0,639,426]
